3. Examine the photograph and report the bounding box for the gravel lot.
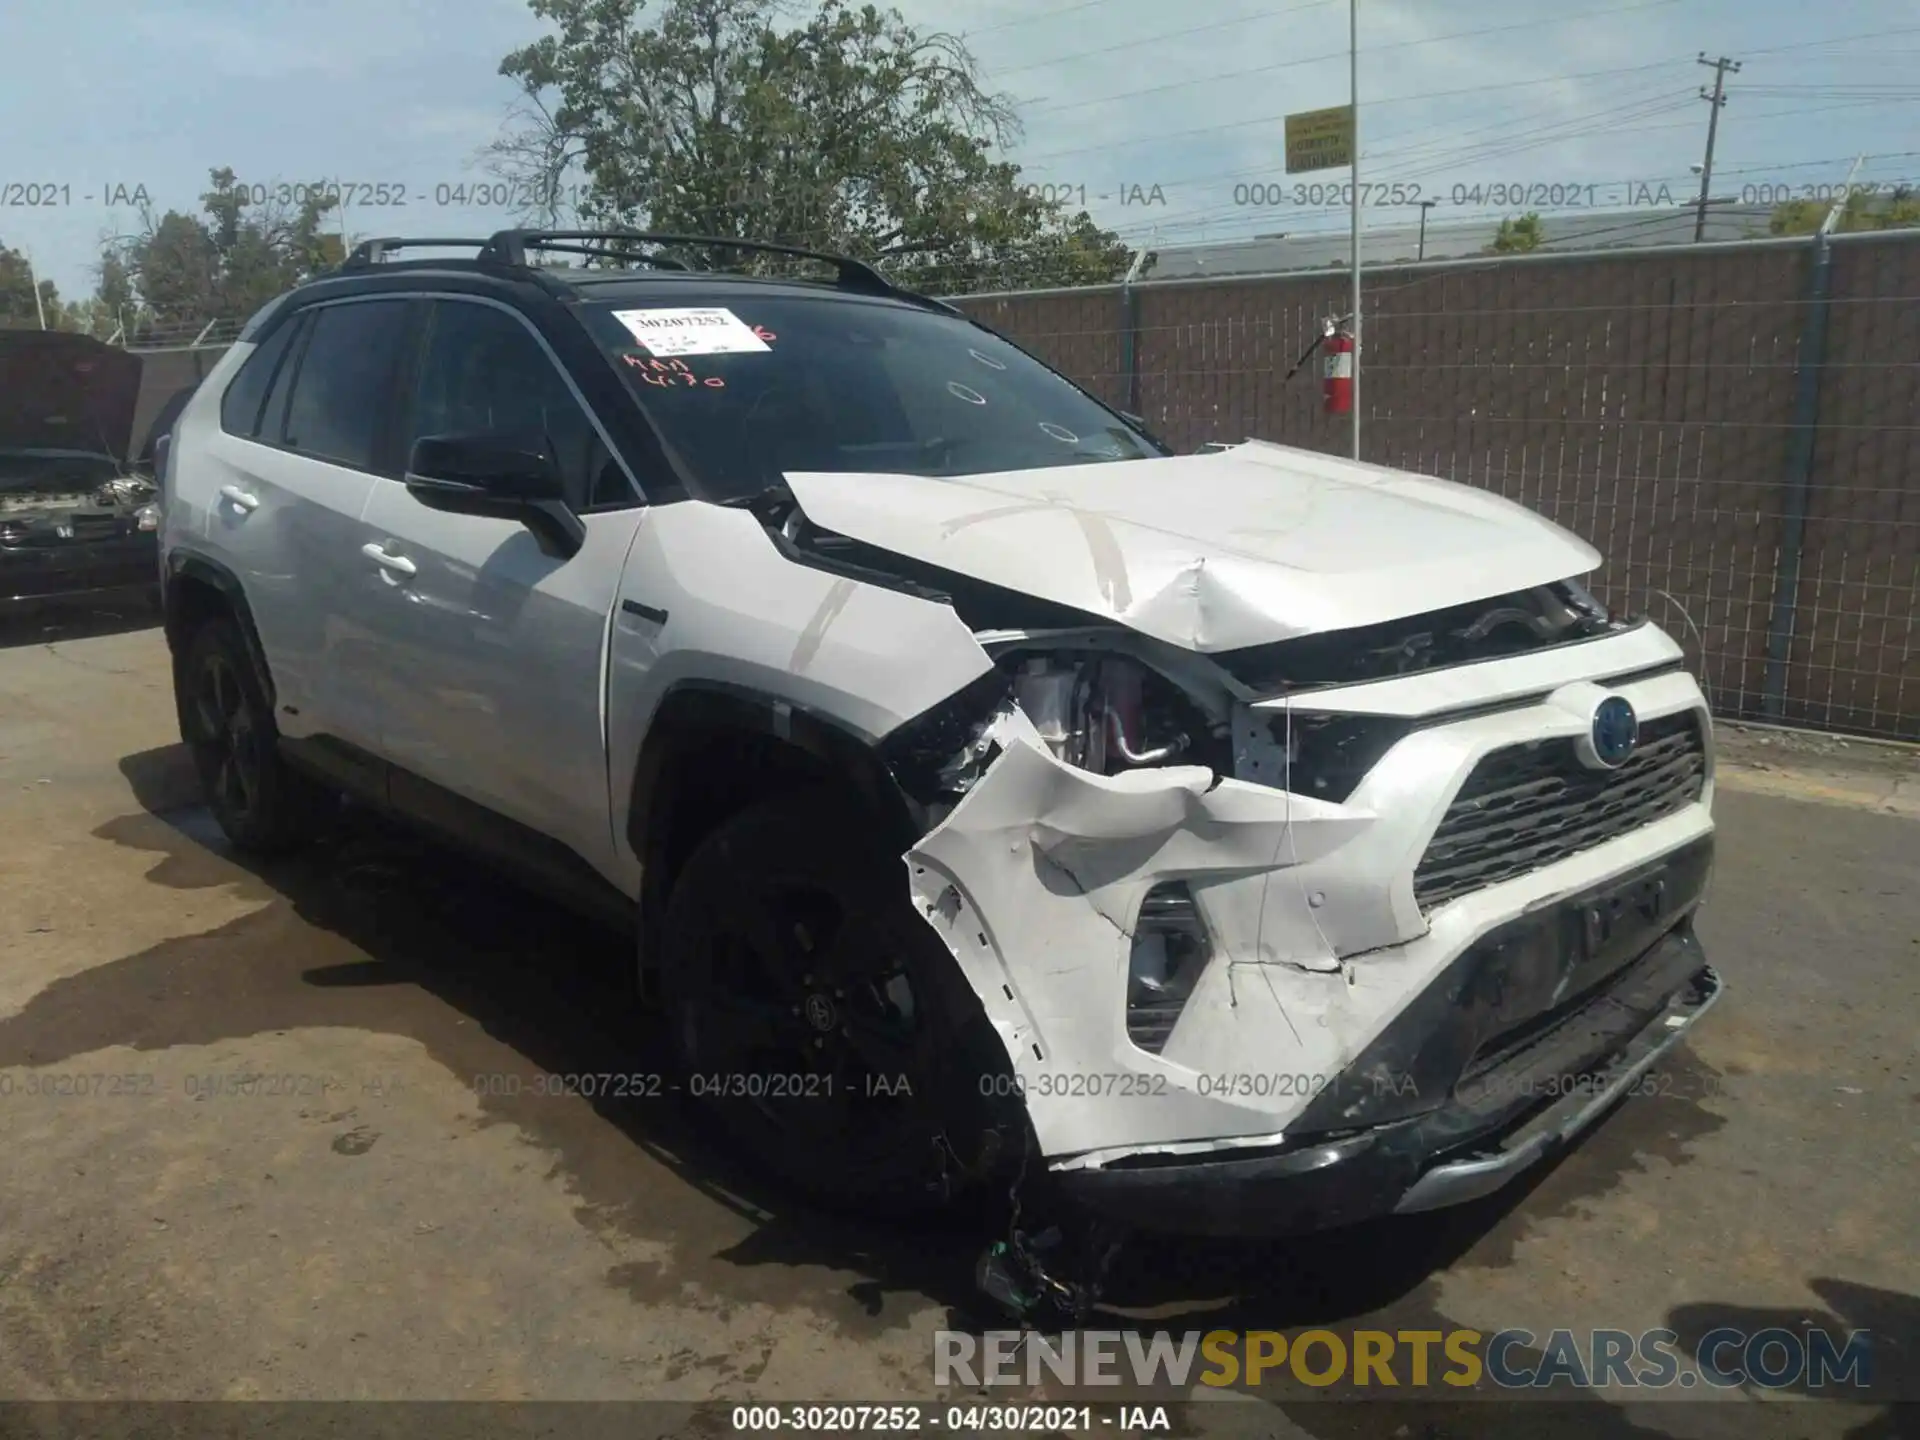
[1,611,1914,1438]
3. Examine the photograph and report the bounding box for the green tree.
[1488,212,1545,254]
[0,240,62,328]
[124,168,347,332]
[93,249,137,332]
[133,209,222,324]
[1770,187,1920,236]
[491,0,1130,294]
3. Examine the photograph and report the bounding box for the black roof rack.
[341,237,492,267]
[326,229,963,316]
[477,229,900,296]
[507,238,692,270]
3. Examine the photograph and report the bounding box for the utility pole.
[1695,52,1741,242]
[23,252,48,330]
[1416,199,1437,260]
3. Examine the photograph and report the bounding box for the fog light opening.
[1126,881,1212,1054]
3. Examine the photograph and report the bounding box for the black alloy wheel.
[176,618,326,855]
[658,787,1015,1214]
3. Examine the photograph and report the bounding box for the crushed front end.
[885,586,1721,1238]
[0,329,159,614]
[0,472,161,612]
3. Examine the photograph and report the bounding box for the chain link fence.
[952,230,1920,743]
[107,234,1919,741]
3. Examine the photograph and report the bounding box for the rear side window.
[280,300,410,470]
[256,313,311,445]
[218,317,301,438]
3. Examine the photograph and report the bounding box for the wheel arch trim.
[164,550,276,708]
[624,679,927,989]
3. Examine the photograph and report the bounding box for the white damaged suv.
[158,230,1719,1241]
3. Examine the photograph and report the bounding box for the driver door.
[357,296,646,878]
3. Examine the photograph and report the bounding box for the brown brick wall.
[955,234,1920,741]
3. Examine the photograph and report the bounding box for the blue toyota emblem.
[1591,696,1639,768]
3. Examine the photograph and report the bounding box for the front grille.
[1413,710,1707,911]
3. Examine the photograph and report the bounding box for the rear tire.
[657,786,1020,1216]
[175,617,328,856]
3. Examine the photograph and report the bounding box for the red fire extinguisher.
[1322,320,1354,415]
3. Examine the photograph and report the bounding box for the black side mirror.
[404,433,585,558]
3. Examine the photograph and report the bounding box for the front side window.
[280,300,410,469]
[577,295,1164,503]
[406,300,627,507]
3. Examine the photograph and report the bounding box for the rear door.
[195,297,412,758]
[356,294,647,878]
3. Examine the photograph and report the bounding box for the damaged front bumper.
[1049,905,1719,1238]
[904,661,1718,1239]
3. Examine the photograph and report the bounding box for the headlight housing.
[1009,653,1222,775]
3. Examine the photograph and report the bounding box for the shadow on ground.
[0,601,161,651]
[1664,1279,1917,1436]
[4,742,1864,1436]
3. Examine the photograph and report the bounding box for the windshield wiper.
[716,480,795,510]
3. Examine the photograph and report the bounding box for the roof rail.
[477,229,899,296]
[511,239,692,270]
[341,237,493,268]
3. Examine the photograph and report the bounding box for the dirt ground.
[0,608,1914,1438]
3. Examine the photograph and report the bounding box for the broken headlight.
[879,666,1017,806]
[1126,882,1211,1054]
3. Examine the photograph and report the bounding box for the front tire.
[657,787,1019,1216]
[175,617,327,855]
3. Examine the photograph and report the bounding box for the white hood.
[783,439,1602,653]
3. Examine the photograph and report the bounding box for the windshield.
[580,296,1165,502]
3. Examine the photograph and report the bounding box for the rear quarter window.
[218,318,301,439]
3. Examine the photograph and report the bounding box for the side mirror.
[404,433,585,558]
[1117,410,1174,457]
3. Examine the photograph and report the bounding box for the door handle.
[361,542,418,577]
[218,485,260,512]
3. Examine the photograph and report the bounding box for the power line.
[999,24,1920,172]
[1090,95,1920,245]
[1126,148,1920,242]
[1104,80,1695,213]
[1116,128,1920,244]
[986,0,1339,78]
[1742,22,1920,55]
[1021,0,1685,118]
[1006,56,1700,168]
[1094,93,1709,239]
[960,0,1133,39]
[1075,91,1704,238]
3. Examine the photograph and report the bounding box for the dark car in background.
[0,330,163,617]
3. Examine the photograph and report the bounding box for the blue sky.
[5,0,1919,300]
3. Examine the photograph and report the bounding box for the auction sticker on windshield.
[611,307,771,357]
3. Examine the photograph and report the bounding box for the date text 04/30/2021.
[726,1403,1174,1432]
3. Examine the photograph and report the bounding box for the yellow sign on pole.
[1285,105,1354,174]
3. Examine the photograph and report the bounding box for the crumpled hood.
[783,439,1602,653]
